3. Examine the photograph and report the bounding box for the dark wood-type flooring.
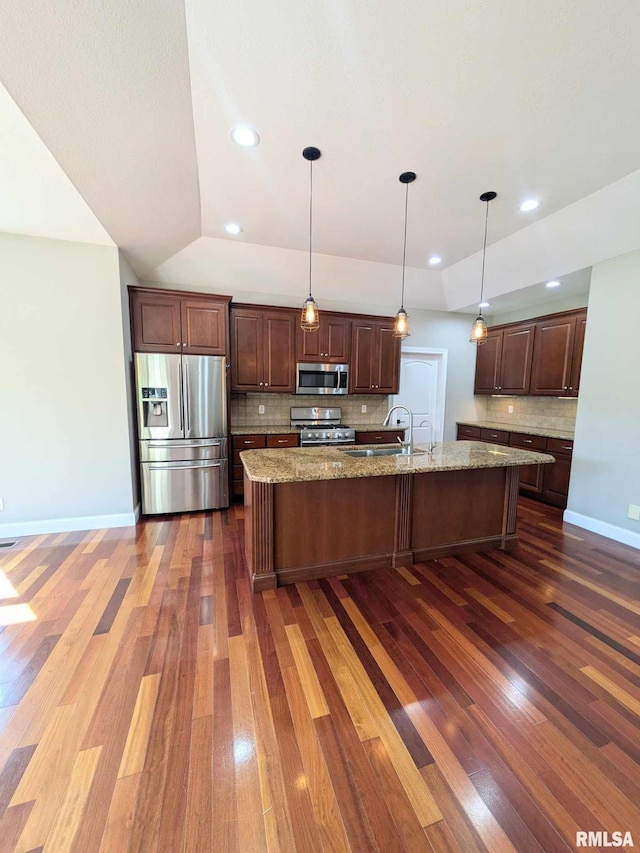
[0,497,639,851]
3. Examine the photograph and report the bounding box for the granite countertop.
[231,422,404,436]
[457,420,575,441]
[241,440,554,484]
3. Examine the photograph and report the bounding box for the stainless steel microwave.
[296,362,349,395]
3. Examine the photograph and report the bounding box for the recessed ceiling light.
[224,223,243,235]
[230,126,260,147]
[479,301,490,308]
[520,199,540,212]
[429,256,442,265]
[546,280,561,288]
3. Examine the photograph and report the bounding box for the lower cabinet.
[356,430,404,445]
[232,433,299,499]
[457,424,574,508]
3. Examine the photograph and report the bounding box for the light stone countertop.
[240,440,554,484]
[457,420,575,441]
[230,422,405,436]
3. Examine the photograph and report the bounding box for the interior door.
[391,350,446,443]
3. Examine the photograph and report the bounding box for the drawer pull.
[244,440,255,445]
[524,439,532,444]
[563,445,572,451]
[277,439,288,443]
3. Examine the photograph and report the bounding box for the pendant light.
[469,190,497,345]
[300,146,321,332]
[393,171,416,339]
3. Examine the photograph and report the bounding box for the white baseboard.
[0,510,138,539]
[563,510,640,551]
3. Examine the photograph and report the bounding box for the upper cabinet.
[230,306,296,393]
[530,310,586,397]
[474,324,535,394]
[351,319,400,394]
[296,312,351,363]
[474,309,586,397]
[130,288,230,356]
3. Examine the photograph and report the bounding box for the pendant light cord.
[308,159,313,299]
[400,181,409,309]
[479,199,489,309]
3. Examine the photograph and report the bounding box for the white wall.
[0,233,135,536]
[566,249,640,548]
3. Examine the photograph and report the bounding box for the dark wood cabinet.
[530,310,586,397]
[296,313,351,363]
[130,288,229,355]
[230,306,296,393]
[355,430,404,445]
[542,438,574,507]
[474,324,534,394]
[456,424,574,507]
[232,432,298,499]
[351,319,400,394]
[474,309,586,397]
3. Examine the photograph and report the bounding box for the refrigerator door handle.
[185,361,191,433]
[178,361,184,431]
[147,462,222,471]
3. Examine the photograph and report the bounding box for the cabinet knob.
[176,342,181,347]
[182,342,186,347]
[564,386,568,390]
[265,382,269,387]
[569,386,573,390]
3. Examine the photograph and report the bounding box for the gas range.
[290,406,356,447]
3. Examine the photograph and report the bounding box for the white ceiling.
[1,0,640,313]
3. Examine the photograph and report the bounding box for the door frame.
[392,347,448,441]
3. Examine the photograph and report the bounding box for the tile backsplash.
[231,393,390,426]
[485,396,578,432]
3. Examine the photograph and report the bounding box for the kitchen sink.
[342,447,426,458]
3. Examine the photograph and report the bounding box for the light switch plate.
[361,404,367,413]
[507,405,514,414]
[258,405,265,415]
[628,503,640,521]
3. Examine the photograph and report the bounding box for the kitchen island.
[241,441,554,591]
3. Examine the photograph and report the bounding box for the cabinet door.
[474,330,502,394]
[181,299,228,355]
[131,292,182,353]
[530,316,575,395]
[296,313,351,363]
[542,453,572,507]
[263,310,296,393]
[499,324,535,394]
[324,315,351,362]
[231,309,263,391]
[351,323,374,392]
[568,311,586,396]
[375,324,400,393]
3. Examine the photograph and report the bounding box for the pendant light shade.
[470,190,496,346]
[393,171,416,339]
[300,146,321,332]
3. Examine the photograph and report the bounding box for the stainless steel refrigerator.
[134,352,229,514]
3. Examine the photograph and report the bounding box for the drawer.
[457,424,481,440]
[480,428,510,445]
[267,433,299,448]
[356,430,404,445]
[232,434,267,450]
[509,432,547,451]
[547,437,573,456]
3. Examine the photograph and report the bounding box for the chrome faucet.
[383,405,414,454]
[419,419,436,454]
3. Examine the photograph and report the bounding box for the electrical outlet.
[507,405,514,414]
[361,404,367,414]
[628,504,640,521]
[258,405,265,415]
